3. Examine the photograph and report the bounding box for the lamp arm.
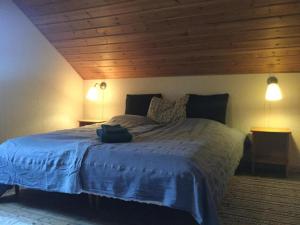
[94,82,107,90]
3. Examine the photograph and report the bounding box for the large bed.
[0,115,245,225]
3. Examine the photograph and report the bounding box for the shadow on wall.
[226,99,233,127]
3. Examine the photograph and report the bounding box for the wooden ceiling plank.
[39,7,300,42]
[20,0,132,17]
[61,39,299,60]
[31,0,247,26]
[57,25,300,54]
[48,20,300,48]
[35,0,296,34]
[28,0,298,25]
[69,56,300,72]
[34,0,215,32]
[253,0,300,7]
[56,37,300,60]
[67,46,300,66]
[67,48,300,66]
[50,13,300,48]
[77,62,300,79]
[21,0,190,17]
[14,0,53,6]
[62,37,300,61]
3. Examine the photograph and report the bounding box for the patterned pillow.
[147,96,189,124]
[125,94,162,116]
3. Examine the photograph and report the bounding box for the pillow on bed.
[125,94,162,116]
[186,93,229,124]
[109,114,156,127]
[147,96,188,124]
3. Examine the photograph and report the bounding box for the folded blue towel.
[97,124,133,143]
[101,124,128,134]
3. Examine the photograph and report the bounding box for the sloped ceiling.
[13,0,300,79]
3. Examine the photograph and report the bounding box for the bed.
[0,114,245,225]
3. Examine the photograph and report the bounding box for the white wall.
[84,74,300,171]
[0,0,83,141]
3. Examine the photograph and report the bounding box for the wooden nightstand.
[78,119,105,127]
[251,127,291,177]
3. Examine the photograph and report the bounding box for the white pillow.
[147,96,188,124]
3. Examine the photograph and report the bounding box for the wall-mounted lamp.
[265,76,282,101]
[86,82,107,101]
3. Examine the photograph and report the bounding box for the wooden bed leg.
[15,185,20,197]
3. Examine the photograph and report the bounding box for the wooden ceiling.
[13,0,300,79]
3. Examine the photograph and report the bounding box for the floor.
[0,175,299,225]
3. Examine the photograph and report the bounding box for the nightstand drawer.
[254,154,287,165]
[253,132,289,163]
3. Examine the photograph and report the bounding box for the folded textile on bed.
[97,124,133,143]
[101,124,128,134]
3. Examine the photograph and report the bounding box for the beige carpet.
[219,176,300,225]
[0,176,299,225]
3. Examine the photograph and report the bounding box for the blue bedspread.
[0,127,100,193]
[0,115,245,225]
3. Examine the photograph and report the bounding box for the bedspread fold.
[0,128,100,194]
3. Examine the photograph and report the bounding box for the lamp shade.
[265,77,282,101]
[86,86,100,101]
[86,82,107,101]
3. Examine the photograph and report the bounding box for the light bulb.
[265,83,282,101]
[86,86,100,101]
